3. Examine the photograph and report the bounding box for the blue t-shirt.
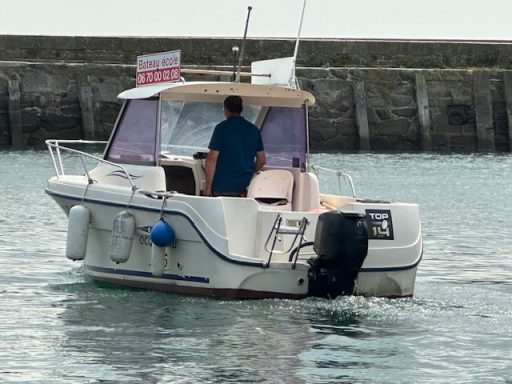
[208,116,264,193]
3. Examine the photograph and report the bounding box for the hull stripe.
[46,188,266,268]
[91,274,306,299]
[360,250,423,272]
[86,265,210,283]
[46,189,423,273]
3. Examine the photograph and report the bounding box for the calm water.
[0,149,511,384]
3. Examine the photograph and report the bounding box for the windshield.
[160,100,260,156]
[159,100,308,169]
[104,97,309,169]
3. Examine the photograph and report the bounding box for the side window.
[260,106,307,170]
[105,99,158,165]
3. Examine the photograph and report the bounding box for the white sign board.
[136,50,181,87]
[251,57,295,87]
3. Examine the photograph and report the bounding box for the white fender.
[66,205,90,261]
[109,211,135,263]
[151,246,166,277]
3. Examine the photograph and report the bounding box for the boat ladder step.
[264,214,308,268]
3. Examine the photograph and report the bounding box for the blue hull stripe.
[360,251,422,272]
[46,188,266,268]
[46,188,422,274]
[86,265,210,284]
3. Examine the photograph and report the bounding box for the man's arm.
[203,150,219,196]
[254,150,266,173]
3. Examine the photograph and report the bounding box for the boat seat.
[247,170,294,211]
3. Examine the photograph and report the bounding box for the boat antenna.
[235,6,253,83]
[289,0,307,88]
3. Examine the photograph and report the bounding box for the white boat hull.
[44,79,422,299]
[46,171,421,299]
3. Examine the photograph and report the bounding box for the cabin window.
[260,106,307,171]
[105,99,158,165]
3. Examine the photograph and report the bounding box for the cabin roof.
[118,82,315,108]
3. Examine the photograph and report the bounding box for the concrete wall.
[1,35,512,151]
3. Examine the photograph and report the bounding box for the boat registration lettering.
[139,235,153,247]
[365,209,394,240]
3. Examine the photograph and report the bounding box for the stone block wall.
[1,35,512,151]
[300,67,512,152]
[2,35,512,69]
[0,62,134,146]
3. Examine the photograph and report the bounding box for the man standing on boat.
[204,95,266,197]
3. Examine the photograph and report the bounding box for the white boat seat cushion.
[247,170,294,211]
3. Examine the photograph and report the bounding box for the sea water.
[0,149,510,383]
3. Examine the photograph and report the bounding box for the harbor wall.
[1,35,512,151]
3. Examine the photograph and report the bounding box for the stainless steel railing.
[310,165,357,197]
[45,139,137,190]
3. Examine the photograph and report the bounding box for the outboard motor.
[308,211,368,299]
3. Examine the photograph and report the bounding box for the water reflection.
[51,281,432,383]
[54,283,315,382]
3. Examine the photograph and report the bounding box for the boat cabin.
[102,81,322,211]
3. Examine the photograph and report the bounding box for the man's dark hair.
[224,96,243,114]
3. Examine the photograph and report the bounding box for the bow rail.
[45,139,137,189]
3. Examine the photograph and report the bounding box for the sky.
[2,0,512,41]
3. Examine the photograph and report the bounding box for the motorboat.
[45,55,422,299]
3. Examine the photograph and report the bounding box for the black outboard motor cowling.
[308,211,369,299]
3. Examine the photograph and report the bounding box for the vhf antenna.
[289,0,307,88]
[235,6,253,83]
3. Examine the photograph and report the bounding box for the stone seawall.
[1,35,512,151]
[302,67,512,152]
